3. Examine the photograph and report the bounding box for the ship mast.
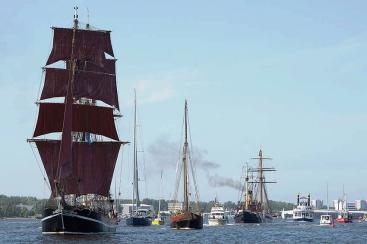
[55,6,79,199]
[183,100,189,212]
[132,90,140,212]
[244,163,249,210]
[251,149,276,213]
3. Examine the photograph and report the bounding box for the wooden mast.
[259,150,263,208]
[183,100,189,212]
[251,149,276,213]
[55,6,78,199]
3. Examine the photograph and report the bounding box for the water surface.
[1,218,366,243]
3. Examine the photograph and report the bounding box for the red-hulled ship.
[170,101,203,230]
[27,7,127,234]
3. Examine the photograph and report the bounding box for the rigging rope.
[187,108,201,211]
[172,111,185,203]
[28,143,51,192]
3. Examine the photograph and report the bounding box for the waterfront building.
[311,200,323,209]
[333,199,345,211]
[346,202,356,211]
[355,200,367,210]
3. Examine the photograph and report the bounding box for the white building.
[310,199,323,209]
[355,200,367,210]
[346,202,356,211]
[333,200,345,211]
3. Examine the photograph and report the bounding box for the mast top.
[86,7,90,29]
[73,6,79,28]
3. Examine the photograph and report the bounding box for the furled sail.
[35,140,121,196]
[33,103,119,140]
[40,68,119,109]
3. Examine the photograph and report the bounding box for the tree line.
[0,195,294,218]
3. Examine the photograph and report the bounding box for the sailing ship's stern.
[170,212,203,229]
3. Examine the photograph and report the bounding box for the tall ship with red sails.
[170,100,203,230]
[234,150,276,224]
[27,7,127,234]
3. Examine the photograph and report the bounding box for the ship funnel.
[307,193,311,206]
[297,193,300,205]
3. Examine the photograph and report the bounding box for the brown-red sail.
[33,103,119,140]
[40,68,119,109]
[35,140,122,196]
[46,27,114,68]
[28,9,126,234]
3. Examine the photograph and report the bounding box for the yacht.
[208,200,228,226]
[292,193,314,222]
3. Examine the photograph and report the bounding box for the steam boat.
[28,7,127,234]
[292,194,314,222]
[170,101,203,230]
[234,150,276,224]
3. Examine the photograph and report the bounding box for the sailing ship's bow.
[42,208,117,234]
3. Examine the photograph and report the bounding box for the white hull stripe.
[41,213,117,229]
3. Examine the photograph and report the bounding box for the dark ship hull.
[234,210,272,224]
[234,210,263,223]
[170,212,203,229]
[42,208,117,234]
[125,217,151,226]
[293,217,313,222]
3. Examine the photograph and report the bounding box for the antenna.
[86,7,90,29]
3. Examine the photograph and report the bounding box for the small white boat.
[320,215,334,226]
[208,200,228,226]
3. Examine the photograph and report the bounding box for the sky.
[1,0,367,204]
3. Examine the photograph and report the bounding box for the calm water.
[1,218,367,243]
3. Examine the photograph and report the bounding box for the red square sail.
[46,28,114,67]
[35,140,121,196]
[33,103,119,141]
[40,68,119,110]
